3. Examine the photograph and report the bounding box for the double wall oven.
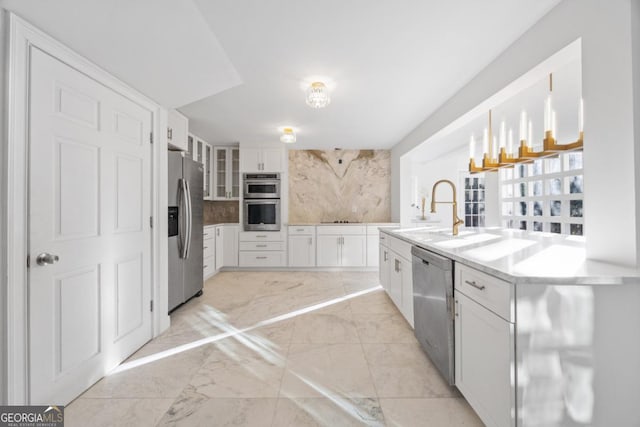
[243,173,281,231]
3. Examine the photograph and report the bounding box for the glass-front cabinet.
[187,133,213,200]
[213,146,240,200]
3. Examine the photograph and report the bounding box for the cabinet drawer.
[239,251,286,267]
[203,242,214,258]
[316,225,365,235]
[239,231,285,242]
[388,235,412,262]
[288,225,315,235]
[239,241,284,251]
[203,227,216,240]
[456,263,513,322]
[203,256,215,277]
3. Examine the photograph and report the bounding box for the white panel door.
[316,236,340,267]
[215,226,224,270]
[388,254,403,310]
[341,235,366,267]
[28,48,152,405]
[366,234,380,267]
[262,148,283,172]
[223,225,239,267]
[455,292,515,427]
[240,147,261,172]
[400,258,414,328]
[288,235,315,267]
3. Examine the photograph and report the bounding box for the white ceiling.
[0,0,562,149]
[182,0,561,149]
[0,0,242,108]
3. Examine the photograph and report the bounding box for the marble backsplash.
[203,200,239,225]
[289,150,391,223]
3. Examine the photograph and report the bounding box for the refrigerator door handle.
[178,178,187,259]
[184,179,193,259]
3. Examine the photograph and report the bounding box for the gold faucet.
[431,179,464,236]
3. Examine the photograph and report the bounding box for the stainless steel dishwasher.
[411,245,455,385]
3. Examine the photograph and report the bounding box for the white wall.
[392,0,639,267]
[0,7,7,406]
[633,0,640,269]
[409,146,500,228]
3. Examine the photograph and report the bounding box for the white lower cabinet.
[316,226,366,267]
[455,264,515,427]
[378,231,414,328]
[288,226,316,267]
[379,244,390,292]
[239,230,286,267]
[222,225,239,267]
[215,226,224,271]
[203,225,216,280]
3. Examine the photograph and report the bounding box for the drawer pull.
[256,235,267,238]
[256,256,267,260]
[203,246,208,250]
[203,265,208,268]
[296,228,305,232]
[465,280,486,290]
[256,244,267,248]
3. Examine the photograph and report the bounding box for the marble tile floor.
[67,271,484,427]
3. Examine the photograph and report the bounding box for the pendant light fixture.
[306,81,330,108]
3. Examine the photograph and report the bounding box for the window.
[499,152,584,235]
[464,176,486,227]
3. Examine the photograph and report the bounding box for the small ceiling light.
[306,81,331,108]
[280,127,296,144]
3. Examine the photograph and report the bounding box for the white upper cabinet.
[213,147,240,200]
[240,147,283,172]
[167,109,188,151]
[187,133,213,199]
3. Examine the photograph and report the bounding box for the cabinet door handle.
[465,280,486,290]
[384,251,388,261]
[455,299,459,317]
[167,127,173,140]
[203,246,208,250]
[394,259,400,272]
[308,237,312,245]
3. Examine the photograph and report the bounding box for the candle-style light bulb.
[552,110,557,139]
[469,134,475,160]
[544,74,553,132]
[499,120,506,149]
[579,98,584,133]
[528,120,533,146]
[483,128,488,155]
[492,136,497,160]
[508,129,514,155]
[519,110,527,141]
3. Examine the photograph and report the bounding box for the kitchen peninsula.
[380,225,640,427]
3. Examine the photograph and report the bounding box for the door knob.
[36,253,59,266]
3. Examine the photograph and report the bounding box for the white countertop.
[287,222,399,226]
[383,226,640,286]
[203,223,240,227]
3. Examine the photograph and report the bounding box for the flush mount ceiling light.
[280,127,296,144]
[306,81,331,108]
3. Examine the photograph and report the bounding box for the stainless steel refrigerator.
[168,151,203,312]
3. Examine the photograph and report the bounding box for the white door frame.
[3,13,170,404]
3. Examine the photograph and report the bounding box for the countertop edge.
[381,228,640,286]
